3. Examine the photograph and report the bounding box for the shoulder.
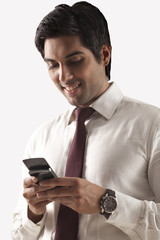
[121,96,160,120]
[26,108,73,146]
[117,96,160,139]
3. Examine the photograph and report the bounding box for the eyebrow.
[65,51,84,59]
[44,51,84,63]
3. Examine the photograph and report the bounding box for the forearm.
[28,206,44,224]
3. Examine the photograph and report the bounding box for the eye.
[68,57,83,65]
[48,63,59,70]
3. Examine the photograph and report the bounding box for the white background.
[0,0,160,238]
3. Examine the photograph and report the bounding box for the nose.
[59,64,74,83]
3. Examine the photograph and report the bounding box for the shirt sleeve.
[12,193,46,240]
[11,134,46,240]
[108,112,160,240]
[11,119,60,240]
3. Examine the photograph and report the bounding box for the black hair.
[35,1,112,80]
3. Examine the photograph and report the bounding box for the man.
[12,1,160,240]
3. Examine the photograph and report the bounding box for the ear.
[100,45,111,66]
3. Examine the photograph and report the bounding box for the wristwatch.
[100,189,117,219]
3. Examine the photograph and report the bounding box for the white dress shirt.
[12,82,160,240]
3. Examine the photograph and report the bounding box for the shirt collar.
[67,82,123,124]
[91,82,123,120]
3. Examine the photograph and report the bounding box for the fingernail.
[32,177,37,182]
[37,192,45,198]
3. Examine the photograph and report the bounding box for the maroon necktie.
[54,107,95,240]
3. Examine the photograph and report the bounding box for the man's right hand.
[23,177,52,223]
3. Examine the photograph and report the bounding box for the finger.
[36,185,56,193]
[27,194,52,205]
[23,185,38,199]
[34,199,52,208]
[47,196,75,204]
[23,186,53,204]
[37,184,77,199]
[23,183,54,200]
[24,176,38,188]
[47,196,80,212]
[39,177,77,188]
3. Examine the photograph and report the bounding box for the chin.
[66,96,89,108]
[66,98,80,107]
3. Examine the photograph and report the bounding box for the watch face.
[103,196,117,213]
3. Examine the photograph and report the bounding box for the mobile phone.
[23,158,57,184]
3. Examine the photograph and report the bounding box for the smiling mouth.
[63,82,81,93]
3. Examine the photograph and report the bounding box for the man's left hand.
[37,177,106,214]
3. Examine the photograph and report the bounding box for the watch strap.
[100,210,112,219]
[106,189,116,197]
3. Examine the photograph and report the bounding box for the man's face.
[44,35,110,108]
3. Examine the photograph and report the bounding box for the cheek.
[81,60,98,80]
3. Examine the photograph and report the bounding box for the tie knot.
[75,107,95,123]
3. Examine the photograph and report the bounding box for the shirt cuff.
[22,204,46,233]
[108,191,143,230]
